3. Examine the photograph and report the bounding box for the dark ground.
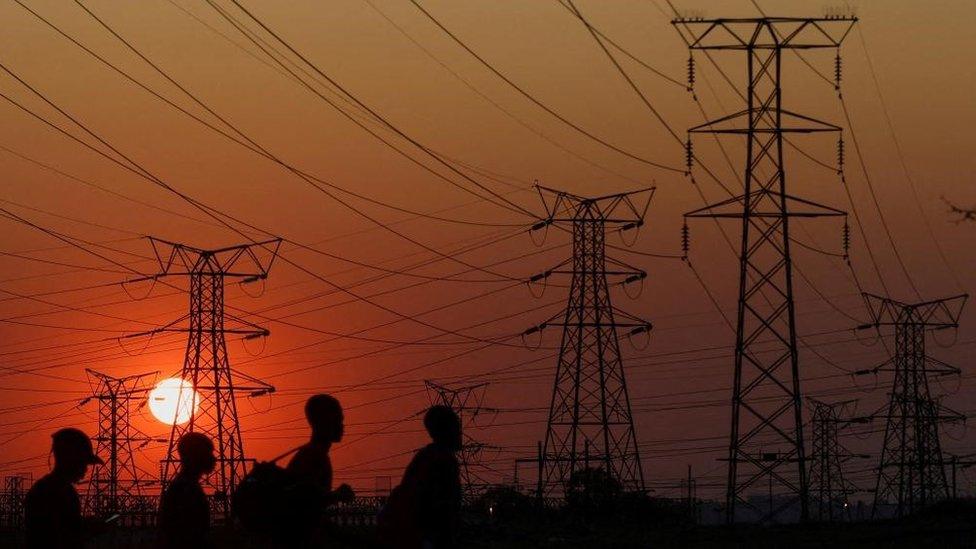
[1,500,974,548]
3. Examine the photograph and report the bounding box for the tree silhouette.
[943,197,976,223]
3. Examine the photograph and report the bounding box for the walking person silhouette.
[24,428,103,549]
[280,393,353,545]
[380,405,463,549]
[158,432,216,549]
[287,394,345,500]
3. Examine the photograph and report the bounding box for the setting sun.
[148,378,200,426]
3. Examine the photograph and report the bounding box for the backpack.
[233,460,319,538]
[377,483,421,546]
[233,461,291,535]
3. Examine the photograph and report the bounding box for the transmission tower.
[83,369,159,518]
[424,381,496,495]
[858,293,967,518]
[131,237,280,520]
[0,474,30,531]
[526,186,652,499]
[675,16,857,523]
[807,398,867,521]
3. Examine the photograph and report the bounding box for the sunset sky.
[0,0,973,501]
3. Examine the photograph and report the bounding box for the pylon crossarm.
[118,315,191,340]
[147,236,282,277]
[853,357,894,376]
[861,292,967,327]
[226,368,274,391]
[604,256,645,277]
[671,17,856,50]
[551,269,641,276]
[924,357,962,376]
[605,306,651,327]
[690,108,840,134]
[536,185,653,225]
[915,294,968,325]
[687,191,846,219]
[684,193,746,218]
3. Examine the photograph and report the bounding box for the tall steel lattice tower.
[132,237,280,520]
[528,186,653,499]
[859,293,967,518]
[675,16,856,523]
[807,398,866,521]
[424,381,495,495]
[83,369,158,518]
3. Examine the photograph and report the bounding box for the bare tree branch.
[942,196,976,224]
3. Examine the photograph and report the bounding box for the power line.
[405,0,684,173]
[362,0,648,185]
[0,66,541,349]
[210,0,538,219]
[852,24,963,292]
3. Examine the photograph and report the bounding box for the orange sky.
[0,0,973,500]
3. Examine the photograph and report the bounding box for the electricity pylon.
[526,186,652,499]
[424,381,496,495]
[674,16,856,523]
[858,293,967,518]
[0,474,30,530]
[807,398,867,521]
[83,369,159,518]
[130,237,280,521]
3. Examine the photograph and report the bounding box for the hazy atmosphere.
[0,0,973,547]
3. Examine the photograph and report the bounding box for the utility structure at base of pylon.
[525,185,653,499]
[127,237,281,521]
[674,15,857,523]
[857,293,968,518]
[0,474,31,531]
[807,398,869,522]
[83,369,160,518]
[424,380,497,495]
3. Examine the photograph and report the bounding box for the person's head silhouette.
[177,432,216,477]
[50,428,102,483]
[424,405,462,452]
[305,394,343,443]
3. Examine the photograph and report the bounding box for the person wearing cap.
[24,427,103,549]
[158,432,216,549]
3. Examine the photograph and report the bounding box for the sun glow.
[148,377,200,425]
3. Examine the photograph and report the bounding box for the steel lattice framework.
[529,186,652,499]
[83,370,159,518]
[0,475,30,531]
[424,381,496,496]
[807,398,865,522]
[860,293,967,518]
[675,16,856,523]
[132,237,280,521]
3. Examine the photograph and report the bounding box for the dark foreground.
[1,500,974,548]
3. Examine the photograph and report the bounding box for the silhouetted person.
[287,394,345,501]
[275,394,353,545]
[24,427,103,549]
[381,405,463,549]
[158,432,216,549]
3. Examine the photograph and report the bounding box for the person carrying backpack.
[379,405,463,549]
[234,394,353,547]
